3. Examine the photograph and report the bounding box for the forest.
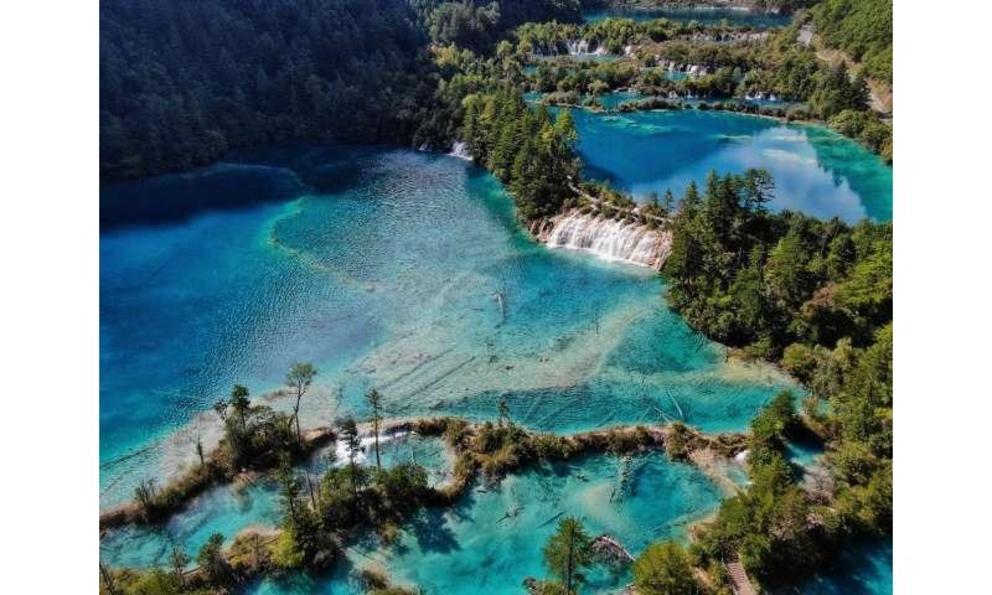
[517,21,892,160]
[100,0,436,180]
[812,0,892,83]
[461,93,581,220]
[100,0,581,181]
[411,0,583,53]
[661,170,892,584]
[100,0,892,181]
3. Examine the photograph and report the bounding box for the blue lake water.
[99,142,888,590]
[100,433,450,569]
[100,145,795,508]
[250,451,724,594]
[568,109,893,222]
[583,7,792,29]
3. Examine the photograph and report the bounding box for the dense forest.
[100,0,436,180]
[660,170,892,586]
[581,0,814,11]
[411,0,582,53]
[100,0,892,181]
[461,93,581,220]
[812,0,892,83]
[663,169,891,358]
[99,0,581,181]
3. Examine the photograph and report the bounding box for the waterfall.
[448,141,472,161]
[566,38,604,56]
[536,211,672,270]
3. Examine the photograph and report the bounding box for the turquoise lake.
[100,433,451,569]
[100,145,796,510]
[251,452,724,594]
[582,7,792,29]
[99,137,889,591]
[568,109,893,222]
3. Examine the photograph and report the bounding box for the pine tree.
[339,417,364,500]
[543,517,594,594]
[286,363,317,444]
[366,388,384,474]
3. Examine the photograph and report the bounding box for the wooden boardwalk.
[725,558,758,595]
[568,184,670,225]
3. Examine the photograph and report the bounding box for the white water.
[538,211,672,270]
[566,39,607,56]
[333,430,410,466]
[448,141,472,161]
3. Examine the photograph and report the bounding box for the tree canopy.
[100,0,436,180]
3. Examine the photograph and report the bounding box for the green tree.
[169,545,189,587]
[366,388,384,473]
[339,417,364,500]
[196,533,229,584]
[230,384,251,434]
[286,362,317,444]
[633,541,697,595]
[278,458,303,528]
[125,569,182,594]
[543,517,594,594]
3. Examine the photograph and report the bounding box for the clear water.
[582,7,792,29]
[100,479,282,568]
[306,433,453,488]
[599,91,642,109]
[100,434,450,568]
[568,109,893,222]
[250,451,723,594]
[100,145,796,509]
[794,541,893,595]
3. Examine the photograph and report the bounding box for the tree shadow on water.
[406,506,461,554]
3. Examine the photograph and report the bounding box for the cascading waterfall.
[448,141,472,161]
[566,38,606,56]
[535,210,672,270]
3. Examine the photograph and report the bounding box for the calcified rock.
[533,210,672,270]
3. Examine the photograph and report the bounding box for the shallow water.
[100,145,796,509]
[568,109,893,222]
[598,91,642,109]
[251,451,723,594]
[582,7,792,29]
[100,480,282,569]
[100,433,450,569]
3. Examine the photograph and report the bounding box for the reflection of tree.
[800,124,891,219]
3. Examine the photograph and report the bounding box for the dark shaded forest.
[100,0,436,180]
[100,0,582,181]
[412,0,582,53]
